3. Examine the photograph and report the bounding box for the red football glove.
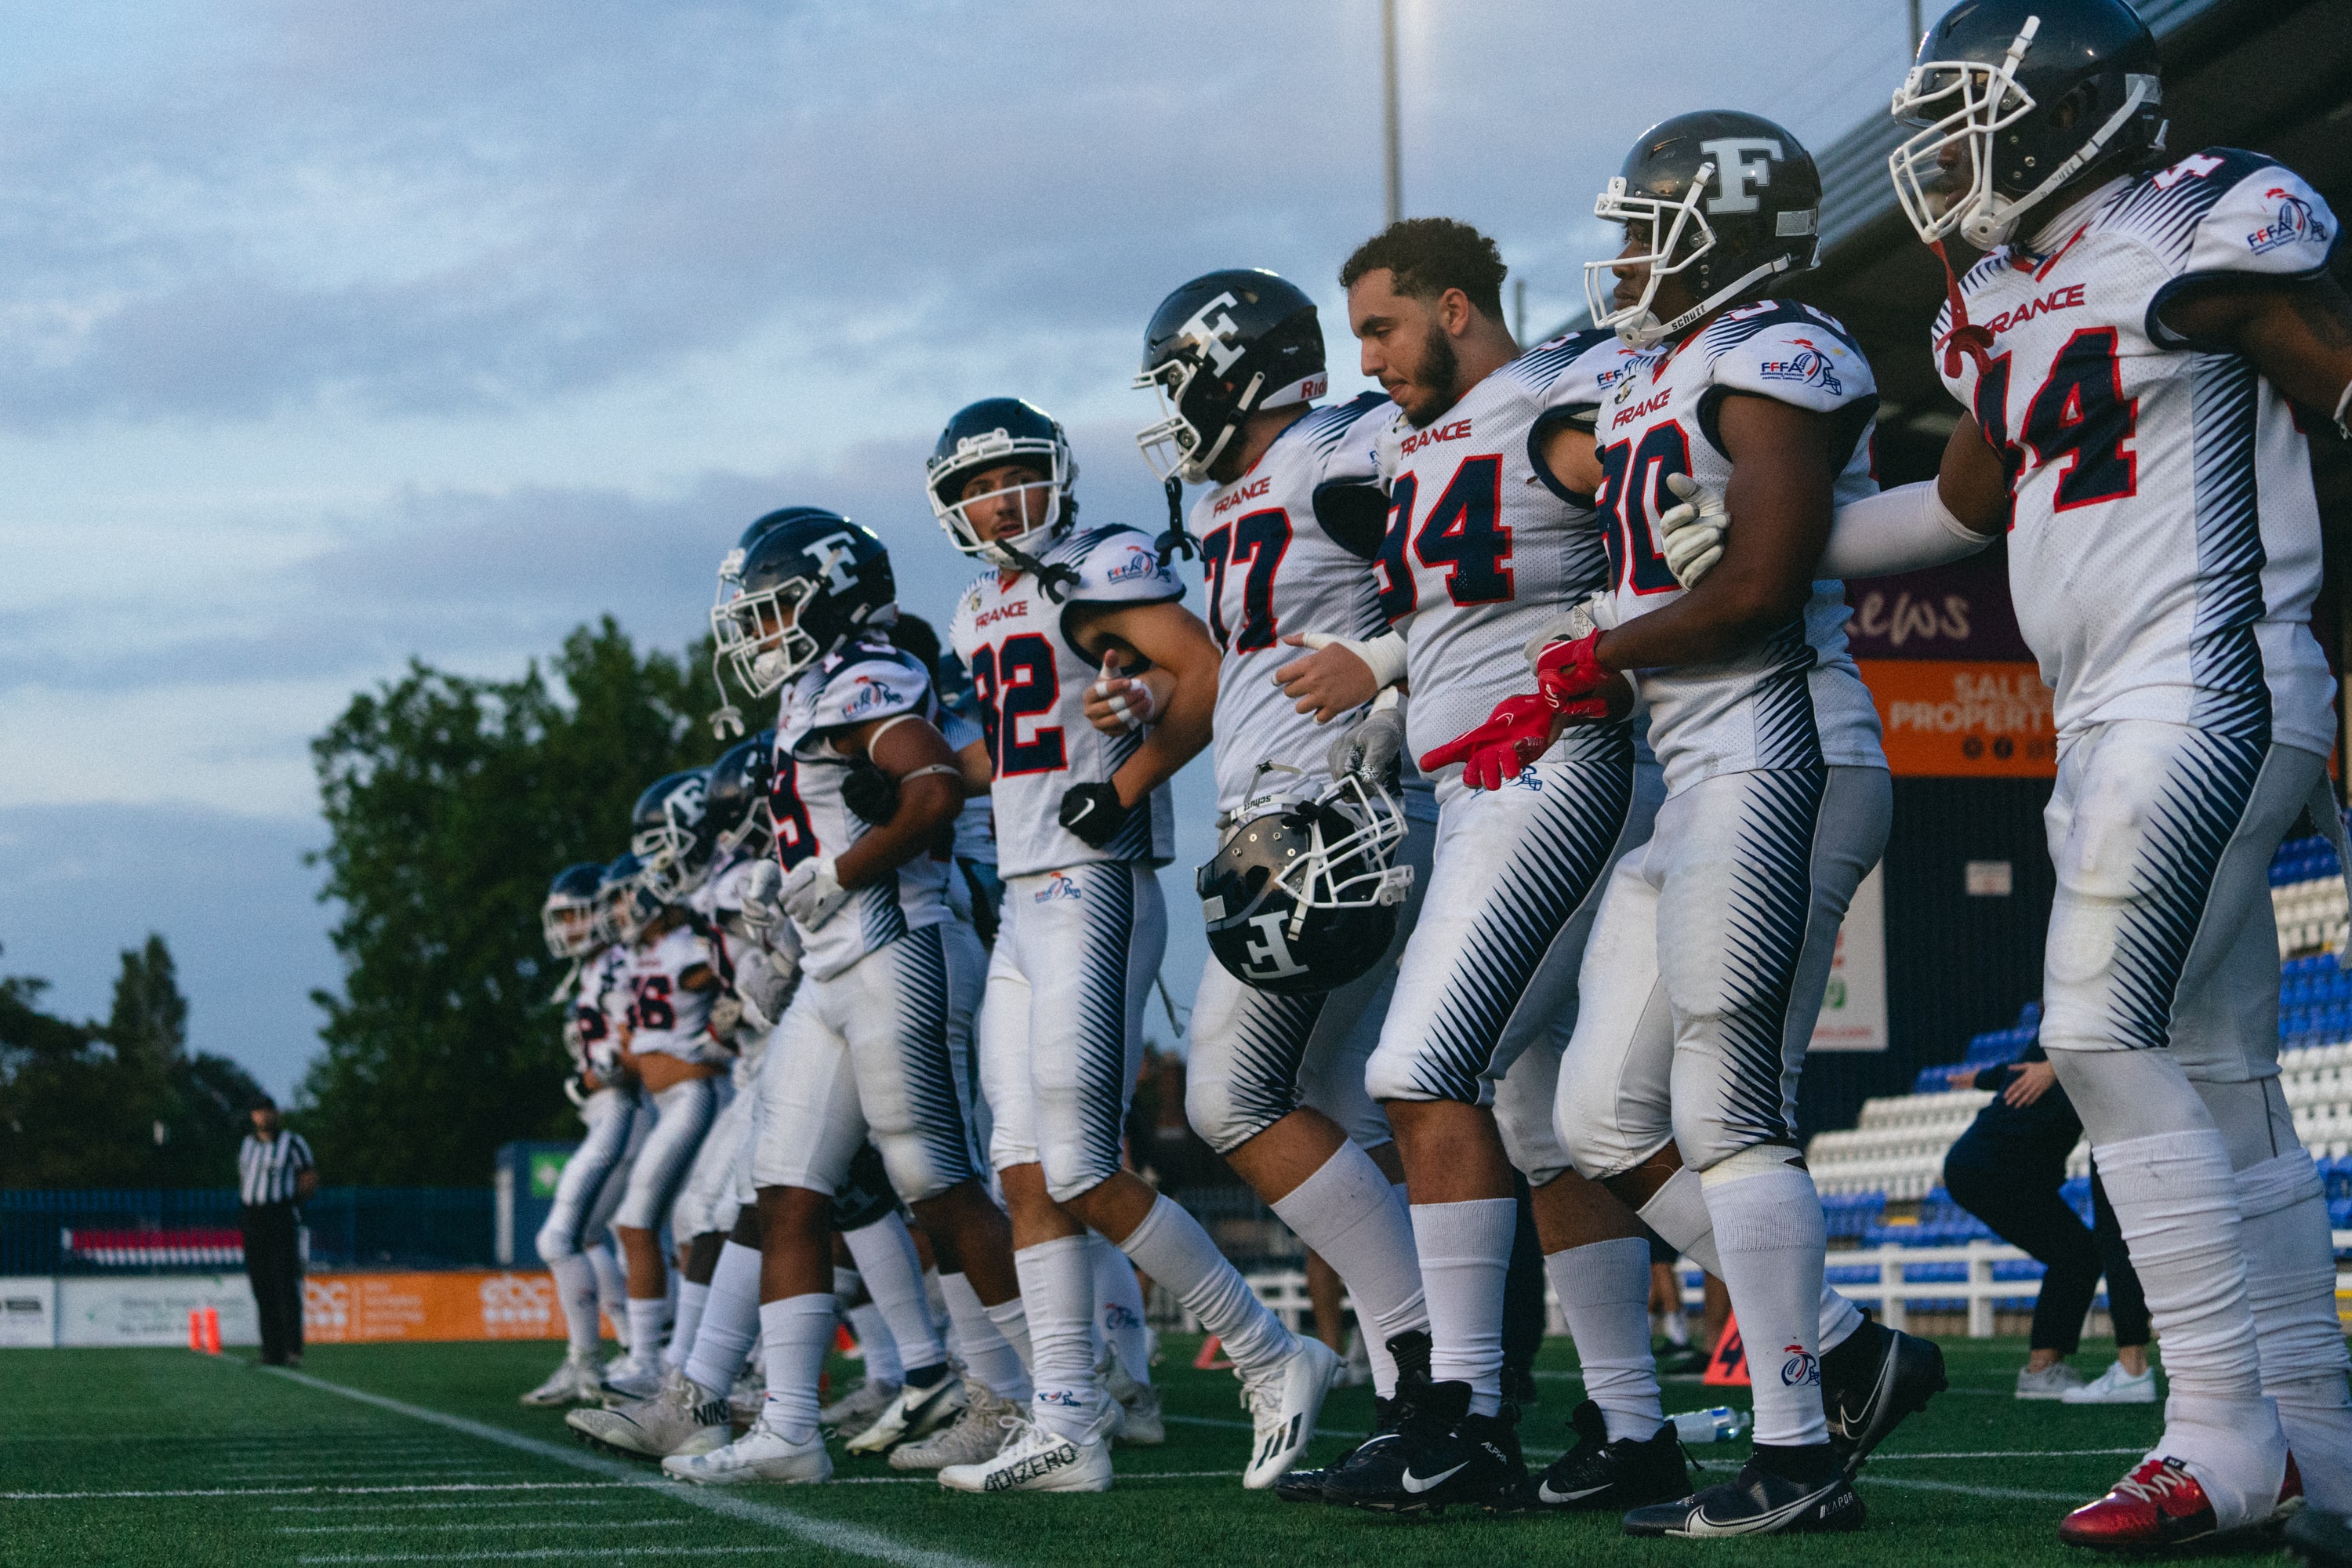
[1534,630,1610,710]
[1418,694,1560,791]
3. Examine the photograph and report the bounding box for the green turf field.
[2,1333,2245,1567]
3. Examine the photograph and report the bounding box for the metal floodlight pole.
[1381,0,1402,225]
[1907,0,1924,54]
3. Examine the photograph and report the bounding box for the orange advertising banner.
[1857,659,2057,779]
[303,1270,610,1344]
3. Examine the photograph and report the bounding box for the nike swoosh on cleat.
[1402,1461,1468,1494]
[1539,1481,1612,1504]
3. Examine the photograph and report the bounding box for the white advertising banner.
[56,1274,260,1347]
[0,1276,57,1347]
[1810,862,1889,1052]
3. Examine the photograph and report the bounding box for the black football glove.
[1058,782,1131,850]
[840,759,899,825]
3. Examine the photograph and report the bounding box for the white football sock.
[2239,1148,2352,1510]
[590,1245,629,1348]
[1411,1196,1516,1417]
[547,1252,601,1358]
[1014,1235,1101,1441]
[847,1302,899,1385]
[1704,1152,1828,1447]
[1116,1195,1298,1374]
[684,1241,762,1395]
[1089,1232,1154,1387]
[665,1280,709,1371]
[757,1294,836,1444]
[624,1297,669,1365]
[983,1293,1036,1371]
[1546,1237,1662,1441]
[844,1215,947,1374]
[942,1270,1032,1403]
[1637,1163,1861,1351]
[1270,1145,1428,1399]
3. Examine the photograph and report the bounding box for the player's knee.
[1362,1040,1438,1106]
[1185,1071,1274,1157]
[535,1216,579,1262]
[1040,1149,1116,1207]
[1683,1136,1796,1183]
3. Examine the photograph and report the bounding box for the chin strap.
[1153,474,1199,568]
[1931,239,1996,379]
[2333,380,2351,443]
[995,539,1080,603]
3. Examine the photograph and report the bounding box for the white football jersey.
[1375,332,1642,803]
[948,524,1181,878]
[1591,301,1886,793]
[1194,392,1420,817]
[938,706,998,866]
[618,922,720,1061]
[1936,151,2338,756]
[568,944,626,1076]
[770,641,955,982]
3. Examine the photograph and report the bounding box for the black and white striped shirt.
[238,1131,315,1206]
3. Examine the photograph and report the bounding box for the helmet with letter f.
[1196,775,1413,996]
[710,510,896,702]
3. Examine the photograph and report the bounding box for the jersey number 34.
[1377,455,1514,620]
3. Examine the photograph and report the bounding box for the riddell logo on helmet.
[1399,419,1472,455]
[1213,477,1272,514]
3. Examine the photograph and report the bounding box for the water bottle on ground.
[1669,1406,1751,1443]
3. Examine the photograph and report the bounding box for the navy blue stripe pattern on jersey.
[2186,352,2272,740]
[1714,769,1830,1149]
[856,875,911,953]
[632,1079,720,1222]
[1069,865,1141,1184]
[884,922,982,1193]
[1406,735,1636,1103]
[1694,302,1866,365]
[2109,733,2267,1052]
[544,1098,636,1253]
[1217,986,1332,1146]
[2103,147,2271,263]
[1297,390,1389,456]
[238,1132,314,1206]
[1751,619,1827,770]
[1100,728,1157,862]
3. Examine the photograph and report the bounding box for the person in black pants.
[237,1098,318,1367]
[1941,1042,2154,1402]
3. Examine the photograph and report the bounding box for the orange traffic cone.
[188,1308,204,1352]
[1700,1313,1749,1386]
[1192,1335,1232,1370]
[201,1306,221,1355]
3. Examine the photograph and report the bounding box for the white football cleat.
[599,1352,663,1405]
[2061,1361,2159,1404]
[521,1351,604,1407]
[938,1415,1112,1494]
[844,1372,965,1455]
[818,1377,899,1438]
[889,1381,1022,1471]
[728,1363,764,1428]
[1098,1347,1163,1447]
[1240,1334,1339,1490]
[661,1415,833,1486]
[567,1370,729,1458]
[2016,1362,2087,1401]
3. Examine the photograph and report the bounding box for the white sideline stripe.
[1867,1446,2147,1461]
[260,1367,990,1568]
[1866,1476,2086,1503]
[823,1471,1238,1487]
[274,1498,636,1513]
[1161,1414,1254,1432]
[3,1483,641,1502]
[300,1551,777,1566]
[285,1519,681,1536]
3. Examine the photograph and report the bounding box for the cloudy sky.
[0,1,1923,1103]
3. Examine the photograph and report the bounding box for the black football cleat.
[1275,1396,1391,1504]
[1528,1399,1692,1512]
[1621,1450,1864,1537]
[1820,1317,1946,1475]
[1338,1378,1526,1516]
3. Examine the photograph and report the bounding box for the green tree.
[301,619,720,1185]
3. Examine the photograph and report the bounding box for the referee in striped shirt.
[238,1098,317,1367]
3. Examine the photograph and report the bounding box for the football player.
[1093,269,1435,1474]
[597,825,731,1400]
[1260,218,1679,1515]
[937,396,1337,1494]
[666,512,1027,1488]
[1769,0,2347,1543]
[522,861,649,1407]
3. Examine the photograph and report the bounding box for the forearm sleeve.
[1821,480,1996,579]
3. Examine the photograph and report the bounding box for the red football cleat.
[2056,1453,2302,1552]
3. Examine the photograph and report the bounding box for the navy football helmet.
[542,862,608,959]
[594,851,662,946]
[711,511,896,702]
[1134,270,1327,485]
[925,397,1077,568]
[705,729,778,863]
[630,768,719,902]
[1196,775,1413,996]
[1890,0,2164,249]
[1585,110,1822,347]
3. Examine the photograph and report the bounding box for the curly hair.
[1339,218,1508,321]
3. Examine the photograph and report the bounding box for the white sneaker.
[568,1371,729,1457]
[728,1364,764,1428]
[600,1352,663,1405]
[818,1377,900,1438]
[937,1415,1112,1494]
[1240,1334,1339,1489]
[661,1415,833,1486]
[845,1372,966,1455]
[2017,1362,2088,1400]
[2062,1361,2159,1404]
[890,1381,1022,1471]
[521,1352,603,1407]
[1098,1347,1163,1447]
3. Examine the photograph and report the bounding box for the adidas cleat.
[1820,1317,1946,1476]
[2057,1453,2303,1552]
[1240,1334,1339,1489]
[888,1381,1022,1471]
[1529,1399,1691,1512]
[1622,1452,1864,1537]
[937,1416,1112,1494]
[844,1370,964,1455]
[660,1415,833,1486]
[521,1351,604,1407]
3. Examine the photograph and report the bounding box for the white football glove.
[779,856,851,931]
[1327,688,1406,787]
[731,945,798,1033]
[736,859,785,929]
[1657,473,1728,587]
[707,993,745,1040]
